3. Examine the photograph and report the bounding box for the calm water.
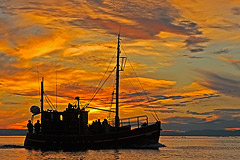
[0,136,240,160]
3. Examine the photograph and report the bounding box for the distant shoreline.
[0,129,27,136]
[0,129,239,136]
[161,129,240,136]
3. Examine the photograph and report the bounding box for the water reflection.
[1,136,240,160]
[113,149,120,160]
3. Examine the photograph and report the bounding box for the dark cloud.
[152,95,187,100]
[162,118,240,131]
[3,0,203,40]
[146,109,177,113]
[187,108,240,121]
[208,20,240,31]
[184,36,210,53]
[215,109,240,117]
[124,92,149,97]
[0,52,22,76]
[89,0,104,5]
[120,91,148,103]
[163,110,240,131]
[213,49,230,54]
[192,94,220,100]
[163,104,186,107]
[232,7,240,15]
[178,21,201,34]
[11,91,39,97]
[60,83,94,92]
[131,104,165,109]
[200,72,240,97]
[181,54,203,59]
[151,94,219,108]
[180,100,192,104]
[189,48,204,53]
[122,94,188,106]
[145,95,189,107]
[137,94,220,114]
[187,110,211,115]
[185,36,210,45]
[1,0,206,58]
[2,102,24,105]
[0,52,17,63]
[164,116,206,124]
[216,109,240,112]
[122,99,145,103]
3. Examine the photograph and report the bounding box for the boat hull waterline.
[24,122,161,150]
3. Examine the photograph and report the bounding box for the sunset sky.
[0,0,240,131]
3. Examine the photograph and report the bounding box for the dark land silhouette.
[162,129,240,136]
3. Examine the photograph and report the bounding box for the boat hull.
[24,121,161,150]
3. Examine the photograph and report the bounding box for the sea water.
[0,136,240,160]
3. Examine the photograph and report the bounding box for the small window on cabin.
[78,114,80,118]
[60,115,63,121]
[51,113,53,119]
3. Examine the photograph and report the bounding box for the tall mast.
[41,77,44,121]
[115,34,121,128]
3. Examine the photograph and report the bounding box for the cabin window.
[60,115,63,121]
[78,114,80,118]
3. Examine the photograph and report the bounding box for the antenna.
[119,25,121,35]
[56,66,58,111]
[41,77,44,121]
[36,64,40,98]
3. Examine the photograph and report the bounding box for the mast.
[115,34,120,128]
[40,77,44,121]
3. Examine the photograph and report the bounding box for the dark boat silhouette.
[24,34,162,150]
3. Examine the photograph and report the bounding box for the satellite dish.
[30,105,40,115]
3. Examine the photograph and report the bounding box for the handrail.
[119,115,148,128]
[120,115,148,121]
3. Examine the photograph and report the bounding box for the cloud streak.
[200,71,240,97]
[0,0,240,130]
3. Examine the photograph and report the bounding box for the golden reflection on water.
[0,136,240,160]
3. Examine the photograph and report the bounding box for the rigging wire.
[45,95,55,110]
[84,67,116,108]
[36,64,41,98]
[56,64,58,111]
[44,92,57,110]
[85,52,115,107]
[122,71,158,120]
[121,44,159,121]
[128,58,159,120]
[122,72,145,103]
[87,106,115,112]
[45,97,54,110]
[108,70,116,120]
[108,88,115,120]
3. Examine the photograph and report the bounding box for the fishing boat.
[24,34,162,150]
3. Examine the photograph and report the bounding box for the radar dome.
[30,105,40,114]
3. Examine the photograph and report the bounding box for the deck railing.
[110,115,148,128]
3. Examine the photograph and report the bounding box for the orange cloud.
[0,0,240,131]
[218,57,240,64]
